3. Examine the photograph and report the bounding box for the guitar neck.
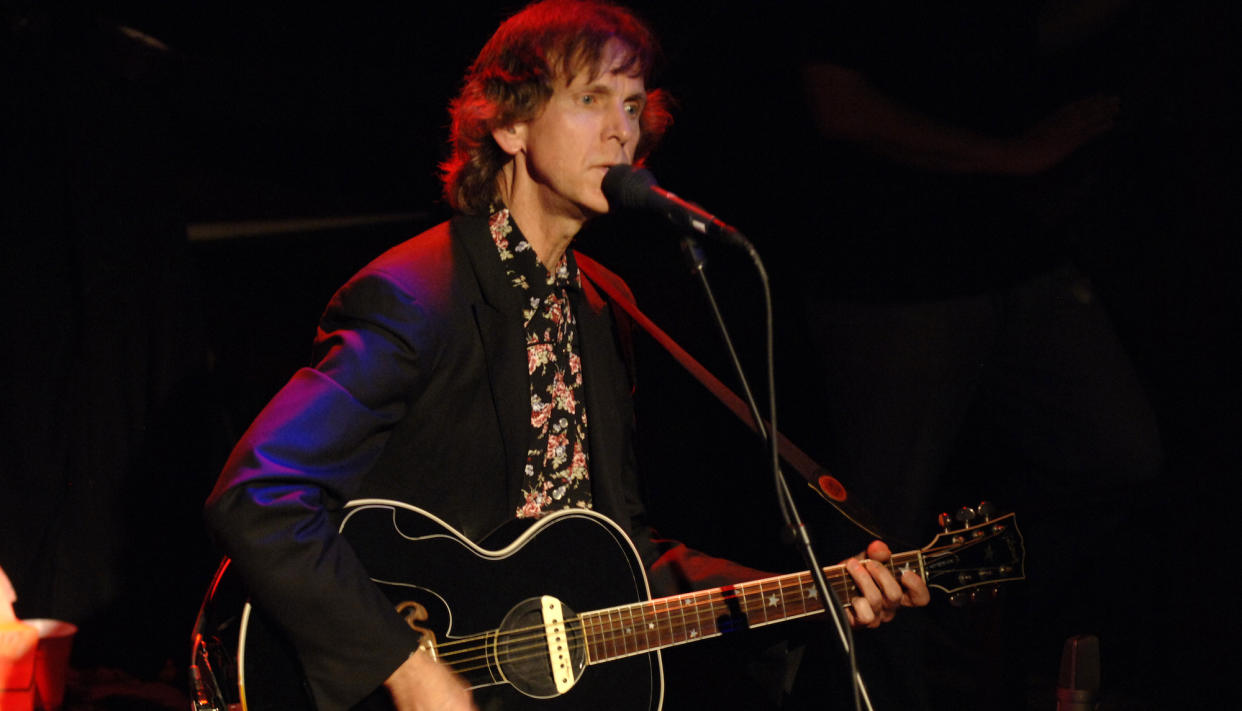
[579,551,925,664]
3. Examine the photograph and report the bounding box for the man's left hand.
[843,540,931,628]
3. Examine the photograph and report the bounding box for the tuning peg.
[948,592,968,607]
[976,501,996,521]
[968,587,1001,605]
[955,506,977,525]
[938,512,954,531]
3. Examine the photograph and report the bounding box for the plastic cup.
[0,621,38,711]
[22,621,75,711]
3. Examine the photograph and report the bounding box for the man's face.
[517,40,647,220]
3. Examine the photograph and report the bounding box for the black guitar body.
[198,501,663,711]
[192,499,1023,711]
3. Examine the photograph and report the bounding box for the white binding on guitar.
[192,499,1025,711]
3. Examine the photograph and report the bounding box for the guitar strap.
[577,257,900,545]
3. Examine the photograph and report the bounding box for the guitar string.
[437,539,998,667]
[433,541,1004,675]
[439,583,840,676]
[430,570,862,657]
[428,553,921,665]
[430,573,868,673]
[395,522,995,664]
[429,552,912,658]
[436,594,825,672]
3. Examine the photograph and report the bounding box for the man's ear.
[492,123,527,156]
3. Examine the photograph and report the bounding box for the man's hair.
[440,0,671,214]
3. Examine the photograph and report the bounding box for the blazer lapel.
[453,215,529,514]
[573,263,627,520]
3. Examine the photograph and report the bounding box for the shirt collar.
[488,207,582,293]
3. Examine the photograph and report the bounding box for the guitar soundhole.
[494,598,586,699]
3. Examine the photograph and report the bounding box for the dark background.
[2,2,1237,708]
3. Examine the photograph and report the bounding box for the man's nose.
[606,103,636,146]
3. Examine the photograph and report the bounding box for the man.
[204,2,929,710]
[788,2,1160,709]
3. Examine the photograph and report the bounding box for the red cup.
[0,621,37,711]
[23,621,75,711]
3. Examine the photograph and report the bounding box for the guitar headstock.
[921,503,1025,605]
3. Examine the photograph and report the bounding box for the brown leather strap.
[577,257,896,542]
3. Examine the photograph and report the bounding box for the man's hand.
[384,647,477,711]
[1005,93,1121,175]
[803,63,1119,176]
[843,540,931,629]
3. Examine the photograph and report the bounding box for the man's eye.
[580,94,595,105]
[625,103,641,116]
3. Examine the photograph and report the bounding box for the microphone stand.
[678,234,871,711]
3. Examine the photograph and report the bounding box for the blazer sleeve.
[203,268,434,711]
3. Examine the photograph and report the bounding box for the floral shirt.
[489,209,593,519]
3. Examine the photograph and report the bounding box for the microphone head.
[602,164,658,211]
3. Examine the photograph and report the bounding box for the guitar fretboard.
[579,552,923,664]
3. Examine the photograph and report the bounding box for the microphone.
[602,164,747,248]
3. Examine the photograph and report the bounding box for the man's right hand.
[384,647,477,711]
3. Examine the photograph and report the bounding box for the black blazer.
[204,214,657,711]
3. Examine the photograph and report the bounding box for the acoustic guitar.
[190,499,1023,710]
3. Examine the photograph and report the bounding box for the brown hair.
[440,0,671,214]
